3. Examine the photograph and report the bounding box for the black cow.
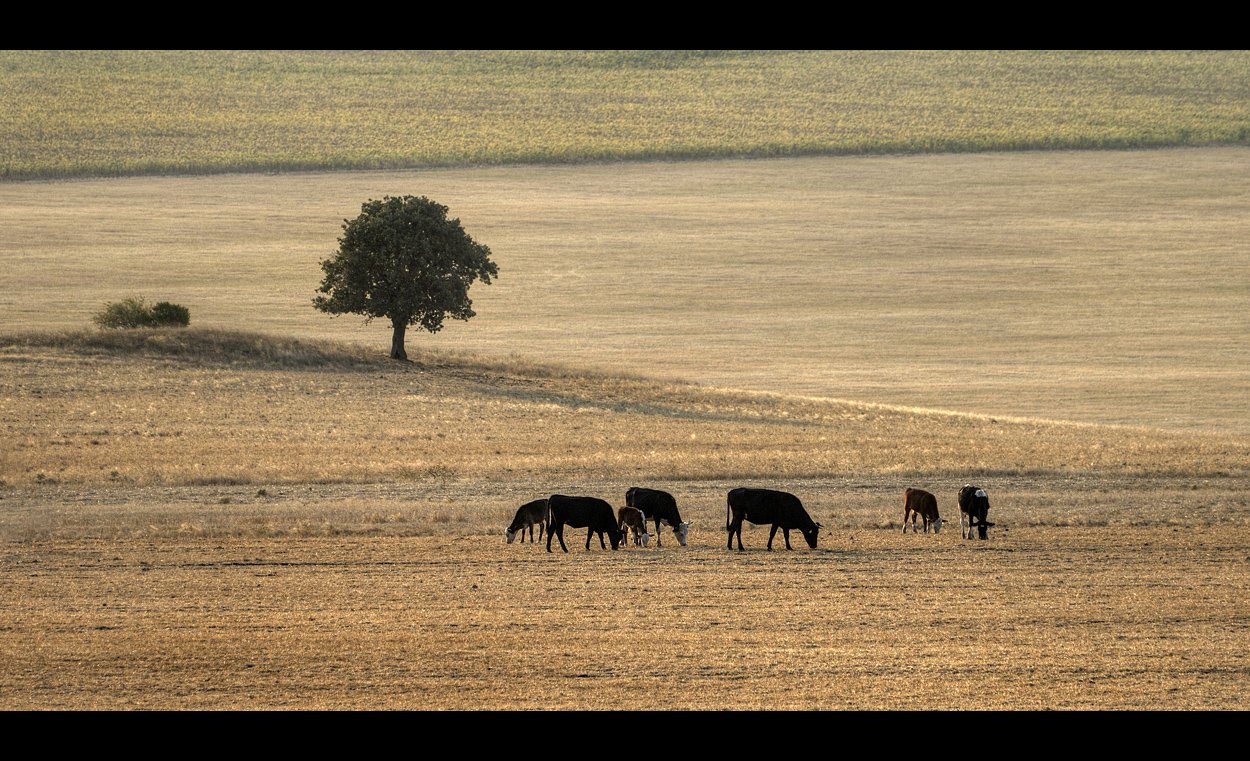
[625,487,690,547]
[506,498,549,544]
[902,488,942,534]
[547,495,623,553]
[726,488,822,551]
[958,484,993,540]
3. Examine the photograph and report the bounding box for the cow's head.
[933,518,944,535]
[673,521,691,547]
[640,531,651,548]
[506,528,518,544]
[802,523,822,549]
[609,527,623,550]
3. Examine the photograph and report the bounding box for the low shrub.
[93,297,190,329]
[150,301,191,326]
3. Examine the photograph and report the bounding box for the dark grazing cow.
[616,506,651,547]
[625,487,690,547]
[958,484,994,540]
[902,488,942,534]
[726,488,822,551]
[547,495,623,553]
[506,498,549,544]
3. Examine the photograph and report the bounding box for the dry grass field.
[2,148,1247,433]
[1,334,1248,709]
[5,50,1248,179]
[3,147,1249,710]
[3,528,1247,710]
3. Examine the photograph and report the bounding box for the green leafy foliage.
[93,297,190,329]
[314,196,497,360]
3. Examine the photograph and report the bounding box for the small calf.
[617,506,651,547]
[506,498,549,544]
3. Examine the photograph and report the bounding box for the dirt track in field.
[3,526,1245,710]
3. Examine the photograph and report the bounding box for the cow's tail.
[726,494,731,532]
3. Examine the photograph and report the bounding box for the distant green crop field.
[3,50,1250,179]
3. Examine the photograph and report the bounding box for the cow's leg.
[538,522,545,542]
[783,527,793,550]
[654,518,662,547]
[549,523,568,553]
[767,524,779,551]
[599,530,607,550]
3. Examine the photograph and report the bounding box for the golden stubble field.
[2,148,1248,433]
[3,528,1247,710]
[3,148,1250,709]
[1,337,1248,709]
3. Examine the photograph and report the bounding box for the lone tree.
[314,196,498,360]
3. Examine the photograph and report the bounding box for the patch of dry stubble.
[1,527,1245,709]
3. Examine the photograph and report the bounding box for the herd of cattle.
[506,485,993,552]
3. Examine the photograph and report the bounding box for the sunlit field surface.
[2,149,1247,433]
[1,335,1247,709]
[4,111,1249,707]
[3,528,1246,710]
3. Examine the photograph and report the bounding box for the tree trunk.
[390,319,408,361]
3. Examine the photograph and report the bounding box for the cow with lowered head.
[726,488,822,551]
[506,498,549,544]
[616,506,651,547]
[547,495,623,553]
[902,488,942,534]
[958,484,993,540]
[625,487,690,547]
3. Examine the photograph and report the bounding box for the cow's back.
[627,487,678,518]
[729,487,805,524]
[519,498,549,521]
[550,494,613,528]
[905,488,937,516]
[959,485,989,513]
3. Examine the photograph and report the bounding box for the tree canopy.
[314,196,498,360]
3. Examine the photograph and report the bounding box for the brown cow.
[902,488,942,534]
[617,506,651,547]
